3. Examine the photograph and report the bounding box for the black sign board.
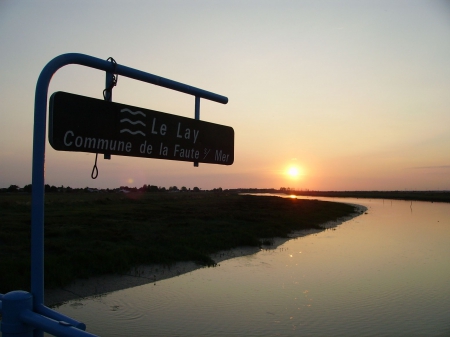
[49,92,234,165]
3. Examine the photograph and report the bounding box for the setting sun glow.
[287,166,301,179]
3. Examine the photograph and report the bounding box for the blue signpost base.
[1,291,34,337]
[1,291,94,337]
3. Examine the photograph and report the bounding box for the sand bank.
[46,204,366,307]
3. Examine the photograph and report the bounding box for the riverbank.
[287,190,450,203]
[1,192,360,302]
[46,202,366,307]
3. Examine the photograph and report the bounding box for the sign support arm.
[29,53,228,337]
[103,64,115,160]
[194,96,200,167]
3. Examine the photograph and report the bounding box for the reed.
[0,192,356,293]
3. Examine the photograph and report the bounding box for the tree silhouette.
[7,185,19,192]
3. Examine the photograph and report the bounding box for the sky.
[1,0,450,191]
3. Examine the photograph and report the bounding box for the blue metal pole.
[32,52,228,301]
[20,310,98,337]
[104,71,114,102]
[195,96,200,120]
[35,305,86,330]
[30,53,228,336]
[37,53,228,104]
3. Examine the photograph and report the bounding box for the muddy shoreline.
[46,204,366,307]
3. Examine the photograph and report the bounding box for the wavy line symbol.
[120,118,146,126]
[120,108,146,117]
[119,108,146,137]
[120,129,146,136]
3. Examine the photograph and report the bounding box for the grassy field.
[0,192,357,293]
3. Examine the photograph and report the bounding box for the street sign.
[49,91,234,165]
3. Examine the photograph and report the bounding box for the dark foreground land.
[0,192,357,293]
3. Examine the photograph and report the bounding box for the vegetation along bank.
[0,192,358,293]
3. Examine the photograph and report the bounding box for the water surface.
[54,197,450,336]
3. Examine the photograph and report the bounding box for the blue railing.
[0,53,228,337]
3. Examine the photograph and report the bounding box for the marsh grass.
[0,192,356,293]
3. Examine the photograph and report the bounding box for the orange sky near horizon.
[1,1,450,191]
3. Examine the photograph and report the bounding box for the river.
[52,195,450,336]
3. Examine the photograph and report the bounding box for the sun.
[288,167,299,177]
[286,166,301,179]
